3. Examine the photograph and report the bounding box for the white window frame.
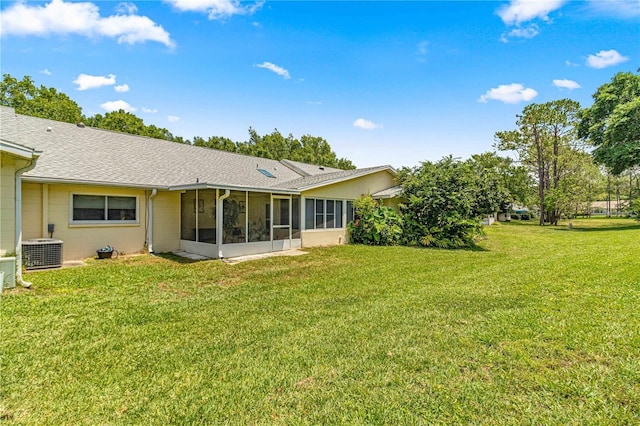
[304,198,347,230]
[69,193,140,225]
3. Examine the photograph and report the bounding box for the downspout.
[217,189,230,259]
[147,188,158,253]
[15,158,39,288]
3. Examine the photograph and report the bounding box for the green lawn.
[1,219,639,424]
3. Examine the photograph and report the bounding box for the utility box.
[0,257,16,289]
[22,239,63,270]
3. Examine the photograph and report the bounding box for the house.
[0,106,399,285]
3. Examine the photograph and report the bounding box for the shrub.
[399,157,484,249]
[348,195,402,245]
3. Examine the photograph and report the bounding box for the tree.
[85,110,183,142]
[399,156,483,248]
[1,74,83,123]
[466,152,523,217]
[234,128,356,169]
[578,72,640,175]
[193,136,238,152]
[495,99,583,225]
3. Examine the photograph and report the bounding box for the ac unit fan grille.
[22,239,63,270]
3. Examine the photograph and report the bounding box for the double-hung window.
[72,194,138,223]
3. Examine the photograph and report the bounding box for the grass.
[1,218,639,424]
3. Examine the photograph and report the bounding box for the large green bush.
[348,195,402,245]
[399,157,484,248]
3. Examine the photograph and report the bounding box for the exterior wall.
[152,191,180,253]
[301,229,347,248]
[302,170,397,200]
[22,183,150,260]
[22,182,42,241]
[300,170,397,248]
[0,153,20,256]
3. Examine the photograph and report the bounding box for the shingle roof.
[279,159,343,176]
[274,166,394,190]
[1,105,20,143]
[372,185,403,198]
[2,107,394,192]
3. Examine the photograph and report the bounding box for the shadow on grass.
[155,253,210,264]
[403,243,489,252]
[552,223,640,233]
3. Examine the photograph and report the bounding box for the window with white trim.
[305,198,344,229]
[72,194,137,222]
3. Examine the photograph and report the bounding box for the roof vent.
[77,122,85,128]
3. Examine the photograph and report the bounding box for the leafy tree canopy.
[578,71,640,175]
[1,74,83,123]
[85,110,184,142]
[198,128,356,170]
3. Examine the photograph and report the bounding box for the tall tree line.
[1,73,354,170]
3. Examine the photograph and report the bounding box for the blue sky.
[1,0,638,168]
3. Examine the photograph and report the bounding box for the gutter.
[147,188,158,253]
[15,156,40,288]
[217,189,230,259]
[22,176,170,190]
[168,182,300,195]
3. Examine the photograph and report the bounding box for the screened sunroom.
[178,188,302,259]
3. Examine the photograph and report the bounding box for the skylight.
[257,168,276,178]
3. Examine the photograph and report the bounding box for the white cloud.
[497,0,566,26]
[553,79,581,90]
[416,40,429,62]
[40,69,52,75]
[353,118,382,130]
[114,84,130,92]
[506,25,539,39]
[115,2,138,15]
[168,115,180,123]
[307,101,322,105]
[584,0,640,18]
[101,100,136,112]
[586,49,629,69]
[73,73,116,90]
[565,59,579,67]
[255,62,291,79]
[142,107,158,113]
[417,40,429,55]
[165,0,264,20]
[478,83,538,104]
[0,0,175,48]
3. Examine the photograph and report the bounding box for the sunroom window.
[305,198,345,230]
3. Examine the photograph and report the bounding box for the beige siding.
[152,191,180,253]
[22,183,42,240]
[302,170,396,200]
[0,153,20,255]
[22,183,149,260]
[301,229,348,247]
